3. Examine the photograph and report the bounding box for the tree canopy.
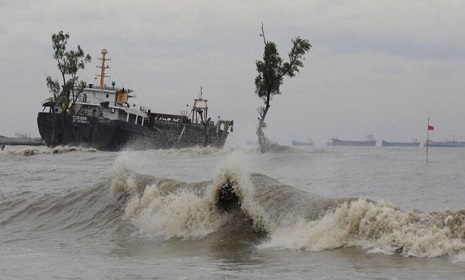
[254,25,311,152]
[46,31,91,113]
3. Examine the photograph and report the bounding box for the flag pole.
[426,117,430,162]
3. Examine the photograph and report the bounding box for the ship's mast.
[191,87,208,123]
[96,49,110,89]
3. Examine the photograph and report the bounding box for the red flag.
[428,125,434,131]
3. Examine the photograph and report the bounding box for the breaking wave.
[156,145,261,156]
[152,142,299,157]
[0,146,97,156]
[110,152,465,260]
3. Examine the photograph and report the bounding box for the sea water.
[0,144,464,279]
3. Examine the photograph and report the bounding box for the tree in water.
[45,31,91,114]
[254,24,311,153]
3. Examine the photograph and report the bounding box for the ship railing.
[217,120,234,133]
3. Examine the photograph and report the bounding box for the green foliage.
[255,41,283,100]
[254,25,311,152]
[46,31,91,113]
[255,35,311,102]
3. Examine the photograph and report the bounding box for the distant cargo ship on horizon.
[381,139,420,147]
[291,138,314,146]
[327,135,376,147]
[424,140,465,147]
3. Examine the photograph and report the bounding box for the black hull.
[37,112,229,151]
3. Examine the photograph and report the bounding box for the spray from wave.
[110,151,465,260]
[156,146,231,156]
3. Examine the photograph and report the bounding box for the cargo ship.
[291,138,314,146]
[37,49,233,151]
[424,140,465,147]
[327,135,376,146]
[381,139,420,147]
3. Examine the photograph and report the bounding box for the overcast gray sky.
[1,0,465,145]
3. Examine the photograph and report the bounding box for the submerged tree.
[45,31,91,114]
[254,24,311,153]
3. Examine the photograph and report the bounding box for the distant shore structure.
[0,133,45,146]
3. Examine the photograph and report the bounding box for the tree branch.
[260,23,267,44]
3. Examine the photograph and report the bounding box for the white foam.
[158,146,228,156]
[260,199,465,258]
[123,181,229,240]
[451,252,465,263]
[0,146,96,156]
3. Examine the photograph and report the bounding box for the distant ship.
[327,135,376,147]
[381,139,420,147]
[291,138,314,146]
[424,140,465,147]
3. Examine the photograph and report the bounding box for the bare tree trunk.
[256,96,271,153]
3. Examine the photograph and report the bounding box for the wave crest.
[1,146,96,156]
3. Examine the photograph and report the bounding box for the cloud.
[1,0,465,143]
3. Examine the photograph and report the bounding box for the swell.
[0,180,124,241]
